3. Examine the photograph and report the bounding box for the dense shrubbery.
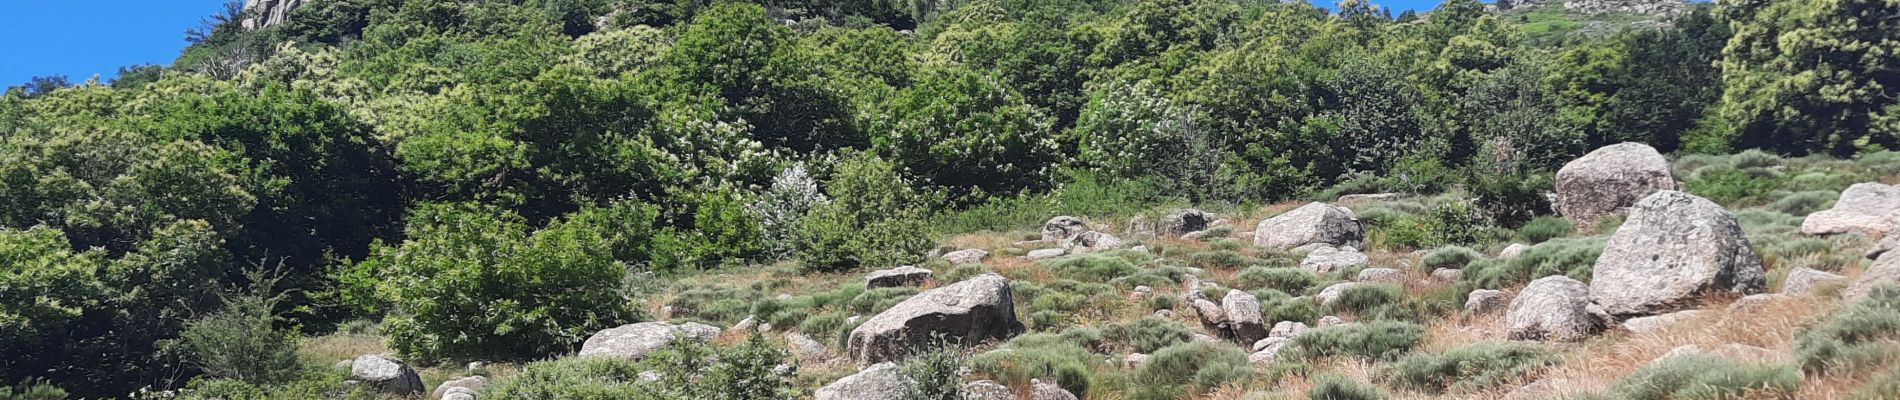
[1133,341,1256,399]
[1287,321,1427,361]
[1236,266,1319,294]
[1461,237,1604,288]
[1421,246,1483,271]
[484,335,794,400]
[1797,286,1900,373]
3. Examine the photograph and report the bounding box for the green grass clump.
[1235,266,1318,294]
[485,336,793,399]
[1329,284,1406,314]
[1797,286,1900,373]
[1852,364,1900,400]
[1771,190,1838,216]
[1422,246,1483,271]
[1046,253,1142,282]
[1287,321,1426,361]
[1104,317,1194,354]
[1380,342,1557,394]
[1188,250,1266,270]
[1134,341,1255,398]
[970,333,1103,398]
[1307,373,1388,400]
[1515,216,1575,244]
[1461,237,1604,289]
[1605,354,1799,400]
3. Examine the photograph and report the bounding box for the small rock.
[1130,285,1153,300]
[962,380,1017,400]
[866,265,934,289]
[1506,276,1608,342]
[1725,293,1794,314]
[1466,289,1509,314]
[1498,243,1530,259]
[786,332,832,362]
[1269,321,1309,338]
[1123,353,1149,369]
[1431,268,1463,281]
[1337,193,1400,203]
[731,316,760,334]
[1622,310,1705,335]
[1302,246,1370,274]
[1317,316,1345,327]
[442,387,478,400]
[1782,267,1847,296]
[1223,290,1268,344]
[1248,338,1292,366]
[1069,231,1125,253]
[943,249,990,264]
[1355,268,1405,284]
[1153,309,1174,318]
[1042,216,1093,242]
[431,376,487,400]
[1867,231,1900,260]
[1252,336,1291,352]
[637,371,663,383]
[1315,282,1362,306]
[1845,252,1900,303]
[1030,379,1079,400]
[1026,248,1067,260]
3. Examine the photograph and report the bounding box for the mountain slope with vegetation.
[2,0,1898,398]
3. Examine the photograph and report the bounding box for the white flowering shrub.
[751,164,829,260]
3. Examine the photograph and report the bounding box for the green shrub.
[1381,342,1557,394]
[1422,246,1483,271]
[1330,284,1405,314]
[969,335,1100,397]
[1685,167,1787,206]
[1104,317,1194,353]
[167,273,304,385]
[1287,321,1426,361]
[1797,286,1900,373]
[1762,237,1831,260]
[350,204,639,360]
[1852,364,1900,400]
[1307,373,1387,400]
[1771,190,1838,216]
[1265,297,1321,325]
[176,367,371,400]
[1461,237,1604,289]
[901,350,964,400]
[796,154,933,273]
[1188,250,1264,270]
[0,382,68,400]
[1607,354,1799,400]
[1135,341,1254,397]
[1516,216,1575,243]
[1377,201,1491,250]
[1235,267,1318,293]
[1046,253,1142,282]
[1467,172,1553,228]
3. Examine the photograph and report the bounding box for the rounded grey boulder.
[866,265,934,289]
[1555,142,1679,226]
[1253,203,1365,250]
[847,274,1024,365]
[1802,182,1900,237]
[1590,191,1765,316]
[1506,276,1608,342]
[578,321,720,360]
[815,363,914,400]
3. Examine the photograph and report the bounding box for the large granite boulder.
[1555,142,1679,226]
[350,355,424,396]
[1041,216,1092,242]
[1253,203,1365,250]
[1506,276,1608,342]
[1845,252,1900,304]
[1301,246,1370,274]
[579,321,721,360]
[1803,183,1900,237]
[847,274,1024,365]
[1223,290,1268,344]
[1591,191,1765,316]
[815,363,914,400]
[867,265,934,289]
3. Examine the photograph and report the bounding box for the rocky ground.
[308,143,1900,399]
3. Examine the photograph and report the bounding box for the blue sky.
[0,0,1456,87]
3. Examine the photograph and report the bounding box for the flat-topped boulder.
[847,274,1023,365]
[1507,276,1608,342]
[1555,142,1679,226]
[1803,183,1900,237]
[816,363,913,400]
[1590,191,1765,316]
[943,249,989,264]
[1254,203,1365,250]
[349,355,424,396]
[1466,289,1509,314]
[1301,245,1370,274]
[866,265,933,289]
[579,321,721,360]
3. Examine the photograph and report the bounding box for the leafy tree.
[1704,0,1900,156]
[879,66,1059,201]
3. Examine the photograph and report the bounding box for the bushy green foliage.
[1422,246,1484,271]
[168,273,304,385]
[970,333,1101,397]
[901,350,966,400]
[1515,216,1575,243]
[1236,266,1319,293]
[347,204,638,360]
[1377,201,1492,250]
[795,154,933,272]
[1381,342,1558,394]
[483,335,794,400]
[1287,321,1427,361]
[1606,354,1799,400]
[1307,373,1388,400]
[1330,284,1406,314]
[1046,253,1142,282]
[1461,237,1604,289]
[1797,286,1900,373]
[1853,364,1900,400]
[1770,190,1838,216]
